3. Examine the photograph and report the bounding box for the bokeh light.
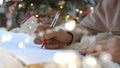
[90,7,94,10]
[60,5,63,9]
[53,52,64,64]
[100,52,112,62]
[68,62,77,68]
[65,20,76,31]
[18,42,25,48]
[85,56,97,66]
[1,33,12,43]
[76,9,79,12]
[79,10,83,14]
[18,4,23,8]
[35,14,39,18]
[0,0,3,5]
[66,15,70,19]
[24,37,30,43]
[53,51,78,64]
[29,26,32,29]
[30,3,34,7]
[31,20,35,23]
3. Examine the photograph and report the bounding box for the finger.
[80,48,87,55]
[94,39,110,47]
[90,52,101,57]
[93,41,109,51]
[45,43,64,49]
[88,39,110,53]
[45,39,65,49]
[40,29,55,41]
[85,46,97,54]
[34,37,42,44]
[44,31,56,40]
[85,44,105,54]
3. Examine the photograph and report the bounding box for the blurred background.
[0,0,99,30]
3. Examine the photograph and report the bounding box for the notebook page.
[0,31,83,65]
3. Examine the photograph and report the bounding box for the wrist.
[66,32,73,45]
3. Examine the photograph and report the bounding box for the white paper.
[0,31,83,65]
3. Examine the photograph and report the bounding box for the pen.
[41,10,61,48]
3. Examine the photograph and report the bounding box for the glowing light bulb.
[76,9,79,12]
[53,51,78,64]
[90,7,94,10]
[30,3,34,7]
[79,10,83,14]
[76,17,79,20]
[66,15,70,19]
[18,4,23,8]
[35,14,39,18]
[65,20,76,31]
[60,5,63,9]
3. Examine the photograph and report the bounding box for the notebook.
[0,31,83,65]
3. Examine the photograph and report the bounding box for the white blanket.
[0,28,120,68]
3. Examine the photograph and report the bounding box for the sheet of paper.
[0,31,83,65]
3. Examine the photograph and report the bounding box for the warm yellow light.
[18,4,23,8]
[35,14,39,18]
[66,15,70,19]
[76,9,79,12]
[76,17,79,20]
[65,20,76,31]
[30,3,34,7]
[60,5,63,9]
[31,20,35,23]
[79,10,83,14]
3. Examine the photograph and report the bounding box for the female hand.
[80,37,120,64]
[34,25,73,49]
